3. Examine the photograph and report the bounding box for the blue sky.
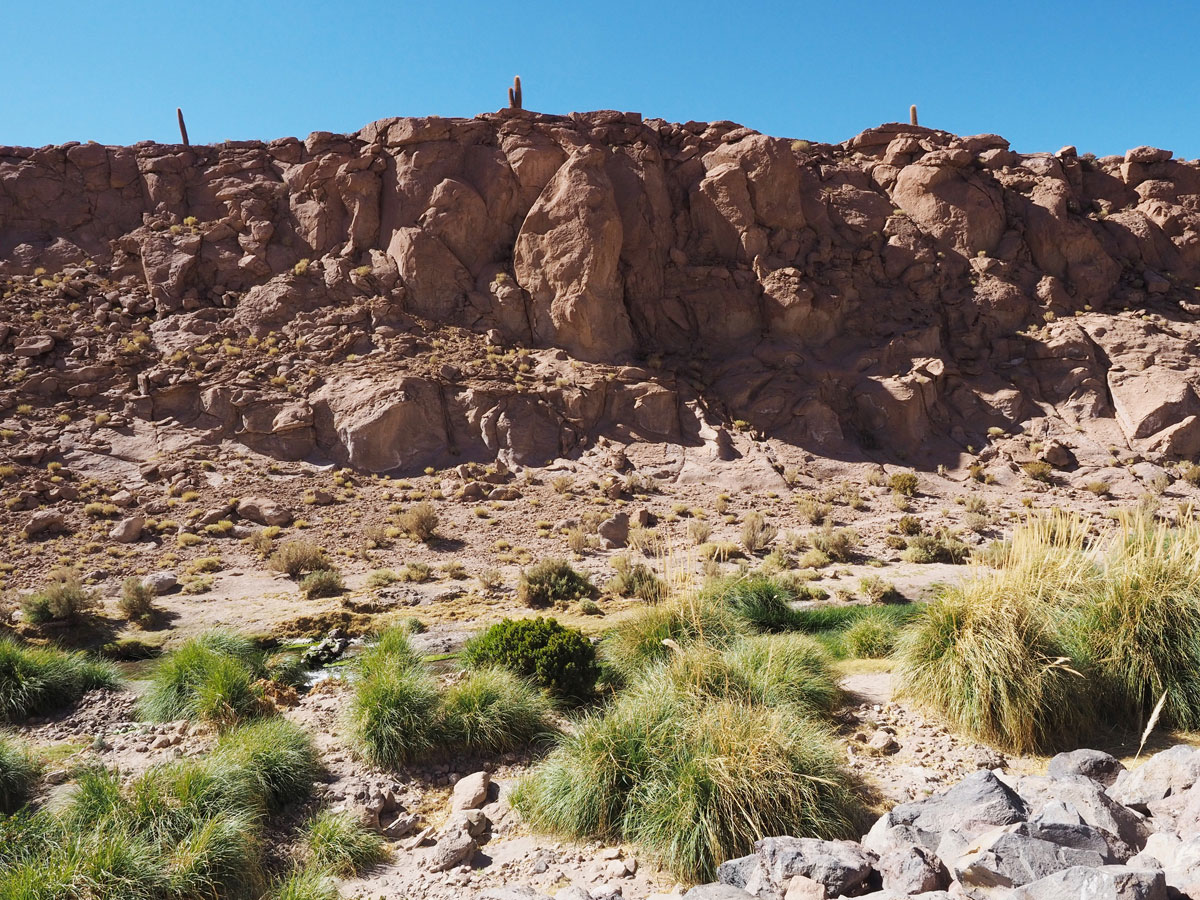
[4,0,1195,157]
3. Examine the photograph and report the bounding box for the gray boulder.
[143,571,178,595]
[871,770,1028,840]
[878,845,948,894]
[1013,775,1149,850]
[1048,749,1125,787]
[1028,801,1133,861]
[954,827,1106,895]
[746,837,877,899]
[235,496,293,527]
[1010,865,1167,899]
[1111,745,1200,812]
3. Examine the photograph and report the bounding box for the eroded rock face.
[4,114,1200,473]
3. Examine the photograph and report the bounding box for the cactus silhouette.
[508,76,523,109]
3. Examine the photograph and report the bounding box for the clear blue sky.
[4,0,1196,158]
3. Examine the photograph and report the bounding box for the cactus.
[508,75,523,109]
[909,104,918,127]
[177,107,190,146]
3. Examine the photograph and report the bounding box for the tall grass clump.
[271,867,340,900]
[140,631,267,728]
[0,718,319,898]
[896,512,1098,752]
[0,736,40,813]
[1081,514,1200,730]
[602,593,748,681]
[0,637,120,722]
[349,628,440,768]
[714,575,805,632]
[513,667,857,881]
[440,668,553,753]
[304,810,389,875]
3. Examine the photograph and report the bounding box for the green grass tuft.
[0,638,120,723]
[0,736,40,813]
[440,668,553,754]
[140,631,267,728]
[305,810,389,876]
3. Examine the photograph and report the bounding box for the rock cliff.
[3,110,1200,472]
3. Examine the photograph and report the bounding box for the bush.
[1022,460,1054,482]
[270,540,332,578]
[0,638,120,722]
[715,575,804,632]
[440,668,554,753]
[399,501,439,543]
[300,569,344,599]
[603,595,748,681]
[889,472,919,496]
[118,576,156,623]
[810,526,858,562]
[0,737,40,813]
[518,559,592,608]
[608,557,666,603]
[462,617,598,701]
[21,571,98,623]
[513,671,857,881]
[901,531,969,564]
[305,810,389,876]
[740,512,778,554]
[140,631,267,728]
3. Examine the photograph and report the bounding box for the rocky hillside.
[4,111,1200,478]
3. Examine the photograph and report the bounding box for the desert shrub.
[608,556,666,603]
[350,634,439,768]
[796,496,831,526]
[440,668,554,753]
[896,515,923,536]
[0,737,40,813]
[603,595,748,681]
[462,617,598,701]
[118,576,156,623]
[300,569,344,599]
[858,575,900,603]
[810,525,859,563]
[714,575,804,632]
[0,638,120,722]
[845,613,898,658]
[513,670,857,881]
[518,559,592,608]
[740,512,778,554]
[889,471,919,496]
[1022,460,1054,482]
[21,570,98,623]
[687,519,712,545]
[270,540,332,578]
[140,631,267,728]
[901,530,970,564]
[399,501,439,542]
[305,810,389,876]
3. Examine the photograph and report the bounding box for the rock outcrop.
[4,112,1200,474]
[696,744,1200,900]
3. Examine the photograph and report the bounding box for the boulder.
[108,515,145,543]
[450,771,490,811]
[22,510,66,539]
[1010,865,1167,899]
[426,828,476,873]
[1111,745,1200,813]
[143,571,178,595]
[743,837,877,899]
[235,497,293,527]
[597,512,630,548]
[878,845,948,894]
[683,888,755,900]
[953,827,1106,895]
[869,770,1028,841]
[1048,749,1125,787]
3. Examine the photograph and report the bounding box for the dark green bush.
[518,559,592,608]
[462,617,598,701]
[140,631,268,728]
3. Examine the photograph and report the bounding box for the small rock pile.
[682,744,1200,900]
